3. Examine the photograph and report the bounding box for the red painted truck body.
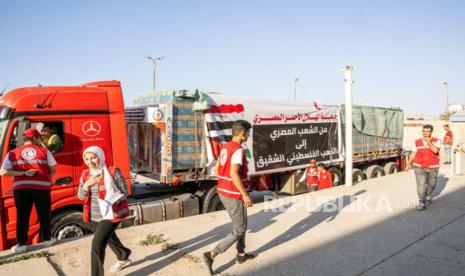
[0,81,131,250]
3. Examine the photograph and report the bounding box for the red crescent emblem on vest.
[219,149,228,166]
[82,121,102,137]
[21,148,37,160]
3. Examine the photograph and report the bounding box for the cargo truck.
[128,90,403,196]
[0,81,403,251]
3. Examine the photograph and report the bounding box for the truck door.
[70,114,112,193]
[0,115,73,245]
[32,117,75,204]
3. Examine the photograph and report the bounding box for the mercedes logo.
[82,121,102,137]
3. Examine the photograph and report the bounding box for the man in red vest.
[0,128,57,253]
[203,120,255,275]
[306,159,319,191]
[317,163,333,190]
[443,124,453,164]
[407,124,441,211]
[298,159,319,191]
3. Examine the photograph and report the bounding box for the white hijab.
[83,146,117,194]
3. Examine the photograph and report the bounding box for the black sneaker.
[202,252,214,275]
[417,201,426,211]
[236,253,256,264]
[425,198,432,205]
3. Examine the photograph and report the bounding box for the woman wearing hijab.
[77,146,132,275]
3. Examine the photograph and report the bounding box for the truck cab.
[0,81,130,250]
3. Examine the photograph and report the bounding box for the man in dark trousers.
[0,128,57,253]
[407,124,441,211]
[203,120,255,275]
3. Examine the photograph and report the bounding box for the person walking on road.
[203,120,255,275]
[407,124,441,211]
[77,146,132,276]
[0,128,57,254]
[443,124,453,164]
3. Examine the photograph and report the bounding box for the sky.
[0,0,464,117]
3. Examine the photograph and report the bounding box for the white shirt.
[411,139,441,152]
[1,149,57,170]
[231,148,243,165]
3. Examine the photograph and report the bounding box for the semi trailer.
[0,81,403,250]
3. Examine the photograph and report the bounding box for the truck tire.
[51,211,91,240]
[352,168,365,184]
[328,167,342,186]
[384,162,400,175]
[201,186,225,213]
[365,165,385,179]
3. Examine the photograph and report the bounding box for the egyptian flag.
[204,104,244,160]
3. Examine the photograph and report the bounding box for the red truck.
[0,81,133,250]
[0,80,404,251]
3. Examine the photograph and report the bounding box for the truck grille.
[125,108,146,122]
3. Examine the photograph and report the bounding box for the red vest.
[80,167,129,223]
[217,141,249,200]
[306,167,319,186]
[9,144,51,190]
[318,171,333,190]
[413,138,440,169]
[444,130,453,145]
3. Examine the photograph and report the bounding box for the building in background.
[448,104,465,113]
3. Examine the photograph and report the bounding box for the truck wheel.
[328,167,342,186]
[51,211,91,240]
[383,162,400,175]
[365,165,385,179]
[208,194,225,212]
[201,186,225,213]
[352,168,365,184]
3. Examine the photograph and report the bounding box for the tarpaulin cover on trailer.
[342,105,404,139]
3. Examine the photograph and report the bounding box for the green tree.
[439,111,455,120]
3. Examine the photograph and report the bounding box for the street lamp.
[145,56,164,92]
[443,81,449,113]
[294,78,299,100]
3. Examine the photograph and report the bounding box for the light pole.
[294,78,299,100]
[344,66,353,187]
[145,56,164,92]
[443,81,449,113]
